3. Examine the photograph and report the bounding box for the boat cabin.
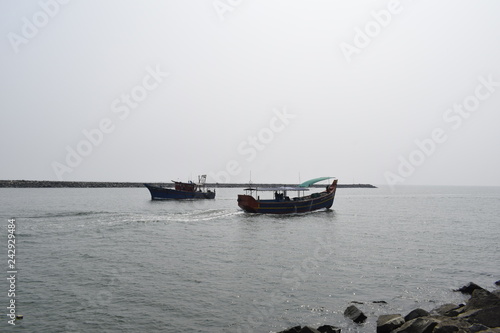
[242,186,310,202]
[173,175,211,193]
[174,181,196,192]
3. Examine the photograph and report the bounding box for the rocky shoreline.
[277,282,500,333]
[0,180,376,188]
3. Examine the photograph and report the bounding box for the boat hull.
[238,191,335,214]
[237,179,337,214]
[144,184,215,200]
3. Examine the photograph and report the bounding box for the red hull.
[238,179,337,214]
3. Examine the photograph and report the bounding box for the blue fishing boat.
[237,177,338,214]
[144,175,215,200]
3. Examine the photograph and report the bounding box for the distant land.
[0,180,377,188]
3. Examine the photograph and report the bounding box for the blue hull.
[144,184,215,200]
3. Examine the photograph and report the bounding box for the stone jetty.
[277,282,500,333]
[0,180,376,188]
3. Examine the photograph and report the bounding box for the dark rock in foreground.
[430,304,464,317]
[317,325,342,333]
[405,309,431,322]
[277,325,341,333]
[380,282,500,333]
[392,317,440,333]
[455,282,485,295]
[377,314,405,333]
[344,304,367,324]
[300,327,321,333]
[277,282,500,333]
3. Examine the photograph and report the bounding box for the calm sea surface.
[1,186,499,332]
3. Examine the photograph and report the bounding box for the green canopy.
[298,177,334,188]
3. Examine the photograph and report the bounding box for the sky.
[1,0,500,186]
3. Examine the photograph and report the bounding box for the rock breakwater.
[276,282,500,333]
[0,180,376,188]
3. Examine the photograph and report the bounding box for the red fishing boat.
[237,177,338,214]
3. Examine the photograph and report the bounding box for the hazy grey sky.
[1,0,500,186]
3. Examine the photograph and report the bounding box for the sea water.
[0,186,499,332]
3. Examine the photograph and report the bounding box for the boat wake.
[161,209,241,222]
[26,211,112,219]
